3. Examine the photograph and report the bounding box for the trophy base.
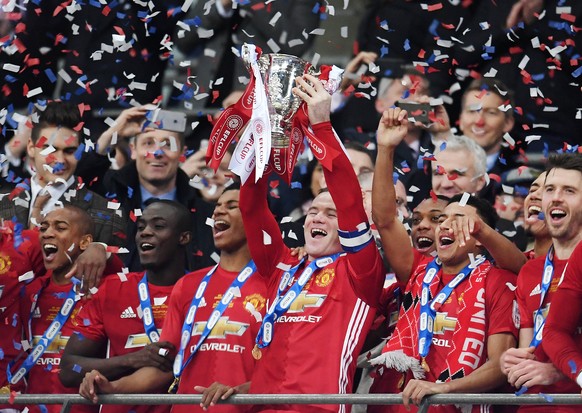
[272,132,289,149]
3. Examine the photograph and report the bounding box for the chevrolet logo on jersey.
[193,317,248,339]
[288,291,326,313]
[124,330,163,349]
[32,333,69,353]
[433,312,457,334]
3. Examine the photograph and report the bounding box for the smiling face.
[411,198,448,256]
[27,127,79,186]
[136,203,189,269]
[459,92,514,155]
[304,191,342,260]
[541,168,582,242]
[39,207,92,277]
[432,149,486,198]
[212,189,246,253]
[131,128,184,191]
[435,202,481,273]
[523,172,548,237]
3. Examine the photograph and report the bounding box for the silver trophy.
[257,53,316,149]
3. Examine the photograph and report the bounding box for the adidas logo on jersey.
[120,307,137,319]
[530,284,541,296]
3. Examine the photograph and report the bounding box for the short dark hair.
[344,141,376,166]
[30,101,82,144]
[546,153,582,176]
[143,199,192,232]
[447,194,499,229]
[222,181,241,194]
[462,78,515,119]
[59,204,95,236]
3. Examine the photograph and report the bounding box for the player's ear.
[179,231,191,246]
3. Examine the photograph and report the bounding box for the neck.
[441,259,473,275]
[139,177,176,197]
[219,245,252,272]
[553,233,582,260]
[51,269,72,286]
[145,258,186,286]
[533,236,553,258]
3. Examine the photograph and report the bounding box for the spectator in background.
[0,101,127,247]
[76,106,215,272]
[1,0,184,137]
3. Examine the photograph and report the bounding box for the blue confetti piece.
[428,19,439,37]
[392,172,399,185]
[290,182,302,189]
[514,185,529,197]
[538,212,545,221]
[83,318,91,326]
[153,149,164,157]
[312,2,320,14]
[403,39,410,51]
[416,156,424,169]
[569,359,577,374]
[12,313,18,327]
[74,143,85,161]
[73,364,83,373]
[45,363,53,371]
[84,191,93,202]
[13,340,22,350]
[539,393,553,403]
[380,45,389,58]
[498,157,507,165]
[515,386,528,396]
[0,348,4,360]
[320,13,327,20]
[439,141,447,151]
[572,66,582,79]
[45,68,57,83]
[39,405,48,413]
[127,186,134,199]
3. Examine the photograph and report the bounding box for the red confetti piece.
[36,136,48,148]
[269,180,279,189]
[517,166,528,175]
[430,190,438,202]
[418,49,426,59]
[73,122,84,132]
[70,65,83,75]
[211,90,220,104]
[102,5,111,16]
[427,3,443,11]
[441,23,455,29]
[500,56,512,64]
[560,13,576,23]
[129,211,137,222]
[251,2,265,10]
[488,174,501,184]
[9,390,16,404]
[509,47,523,55]
[447,172,458,181]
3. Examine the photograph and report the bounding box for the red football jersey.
[516,256,581,412]
[0,225,45,397]
[160,266,267,413]
[20,275,96,413]
[74,272,174,413]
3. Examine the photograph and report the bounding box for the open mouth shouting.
[42,243,59,263]
[438,234,455,249]
[310,228,328,239]
[414,236,435,253]
[213,219,231,238]
[140,242,156,253]
[548,207,567,225]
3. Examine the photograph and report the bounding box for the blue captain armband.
[338,222,373,253]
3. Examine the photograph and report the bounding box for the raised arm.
[372,108,415,283]
[293,74,384,294]
[239,173,289,278]
[450,211,526,274]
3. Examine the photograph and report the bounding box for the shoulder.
[485,266,517,294]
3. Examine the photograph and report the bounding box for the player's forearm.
[372,145,414,282]
[110,367,173,393]
[60,353,144,387]
[444,358,508,394]
[478,224,526,274]
[239,174,287,275]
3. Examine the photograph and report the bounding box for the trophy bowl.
[257,53,316,149]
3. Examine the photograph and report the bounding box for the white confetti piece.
[211,252,220,263]
[21,340,31,351]
[288,39,304,48]
[39,145,56,156]
[18,271,34,283]
[310,28,326,36]
[459,192,470,207]
[153,296,167,306]
[263,230,272,245]
[267,38,281,53]
[206,217,215,227]
[288,230,298,240]
[26,87,43,98]
[276,262,291,271]
[3,63,19,72]
[483,68,498,77]
[409,185,420,193]
[280,216,293,224]
[117,272,128,282]
[502,231,517,237]
[107,201,121,210]
[525,135,541,144]
[502,184,514,194]
[340,26,348,38]
[246,302,263,322]
[269,11,281,26]
[503,132,515,146]
[518,55,530,70]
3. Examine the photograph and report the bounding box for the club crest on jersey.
[243,294,266,313]
[315,268,335,288]
[0,254,12,275]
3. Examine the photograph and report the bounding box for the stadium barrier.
[2,393,582,413]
